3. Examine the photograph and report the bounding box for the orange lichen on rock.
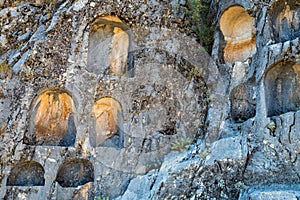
[34,91,75,144]
[224,37,256,64]
[220,6,256,63]
[93,97,122,146]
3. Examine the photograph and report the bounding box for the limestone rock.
[0,0,300,199]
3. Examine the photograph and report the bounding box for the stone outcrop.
[0,0,300,199]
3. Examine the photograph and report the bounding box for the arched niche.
[91,97,123,148]
[270,0,300,43]
[56,159,94,187]
[230,79,256,122]
[87,16,132,76]
[7,161,45,186]
[25,88,77,146]
[220,5,256,64]
[265,60,300,117]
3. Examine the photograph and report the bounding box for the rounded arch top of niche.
[87,15,132,76]
[219,5,257,64]
[24,87,77,146]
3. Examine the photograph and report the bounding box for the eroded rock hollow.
[0,0,300,199]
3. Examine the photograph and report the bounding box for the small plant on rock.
[234,181,249,190]
[199,147,211,158]
[171,137,193,152]
[177,0,215,52]
[267,120,276,136]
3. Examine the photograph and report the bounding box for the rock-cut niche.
[230,79,256,122]
[24,88,76,146]
[270,0,300,43]
[265,60,300,117]
[56,159,94,187]
[87,16,132,75]
[220,5,257,64]
[7,161,45,186]
[91,97,123,148]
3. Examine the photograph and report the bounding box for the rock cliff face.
[0,0,299,199]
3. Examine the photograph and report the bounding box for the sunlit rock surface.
[0,0,300,199]
[220,5,257,64]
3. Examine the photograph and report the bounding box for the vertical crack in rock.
[288,113,296,144]
[1,0,300,199]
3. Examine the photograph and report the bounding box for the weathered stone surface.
[249,191,299,200]
[56,158,94,187]
[0,0,300,199]
[205,136,246,165]
[92,97,122,147]
[239,185,300,200]
[265,60,300,117]
[270,0,300,43]
[7,161,44,186]
[109,27,129,75]
[230,78,256,122]
[87,16,130,75]
[24,88,76,146]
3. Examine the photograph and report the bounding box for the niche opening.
[56,159,94,187]
[24,88,76,146]
[270,0,300,43]
[7,161,45,186]
[220,5,256,64]
[230,79,256,122]
[87,16,132,76]
[91,97,123,148]
[265,60,300,117]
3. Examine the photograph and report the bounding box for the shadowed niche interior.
[87,16,131,75]
[230,79,256,122]
[24,88,76,146]
[270,0,300,43]
[7,161,45,186]
[220,5,256,64]
[265,61,300,117]
[56,159,94,188]
[91,97,123,148]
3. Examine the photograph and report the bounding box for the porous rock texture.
[0,0,299,199]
